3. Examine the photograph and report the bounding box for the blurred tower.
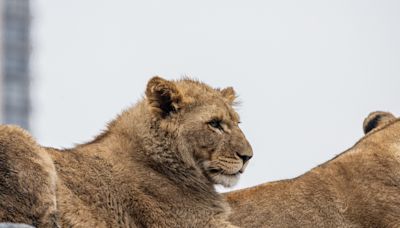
[0,0,31,130]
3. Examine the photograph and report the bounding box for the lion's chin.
[210,173,240,188]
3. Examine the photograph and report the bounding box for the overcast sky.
[32,0,400,191]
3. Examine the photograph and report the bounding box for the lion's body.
[226,112,400,227]
[0,77,252,227]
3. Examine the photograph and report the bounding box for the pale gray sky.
[32,0,400,191]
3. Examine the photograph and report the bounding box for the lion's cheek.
[184,127,220,146]
[181,129,222,159]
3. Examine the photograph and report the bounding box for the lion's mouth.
[202,162,243,187]
[207,168,241,187]
[209,168,221,174]
[208,168,241,176]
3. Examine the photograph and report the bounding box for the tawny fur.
[0,77,253,228]
[226,111,400,227]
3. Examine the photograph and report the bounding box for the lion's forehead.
[174,79,240,123]
[390,143,400,156]
[190,104,240,124]
[227,106,240,123]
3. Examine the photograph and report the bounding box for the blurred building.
[0,0,31,130]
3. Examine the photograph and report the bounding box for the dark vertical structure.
[0,0,31,130]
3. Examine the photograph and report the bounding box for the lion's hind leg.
[0,125,58,227]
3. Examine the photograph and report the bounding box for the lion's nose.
[236,153,252,163]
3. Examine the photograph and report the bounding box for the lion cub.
[0,77,253,227]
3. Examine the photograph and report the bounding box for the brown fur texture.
[0,77,253,227]
[226,111,400,227]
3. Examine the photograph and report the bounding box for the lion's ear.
[220,87,237,104]
[146,76,183,117]
[363,111,396,134]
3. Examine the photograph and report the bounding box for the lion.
[226,111,400,227]
[0,76,253,227]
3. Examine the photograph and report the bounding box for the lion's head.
[145,76,253,187]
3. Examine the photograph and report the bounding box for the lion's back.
[0,125,58,227]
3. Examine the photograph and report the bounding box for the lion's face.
[178,103,253,187]
[146,77,253,187]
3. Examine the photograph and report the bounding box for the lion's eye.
[208,119,223,130]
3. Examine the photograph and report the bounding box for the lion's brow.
[229,110,240,123]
